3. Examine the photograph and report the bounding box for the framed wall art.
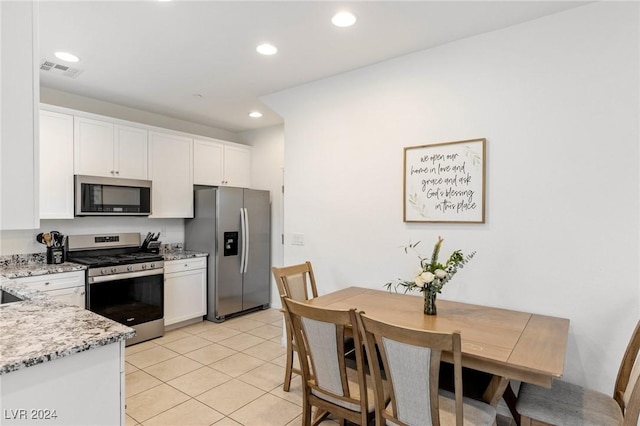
[404,138,486,223]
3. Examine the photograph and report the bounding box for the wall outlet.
[292,233,305,246]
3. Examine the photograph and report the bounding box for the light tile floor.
[125,308,516,426]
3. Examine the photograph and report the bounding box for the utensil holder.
[47,247,64,265]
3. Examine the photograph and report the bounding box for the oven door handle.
[89,268,164,284]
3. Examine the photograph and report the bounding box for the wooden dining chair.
[282,297,382,426]
[356,311,497,426]
[516,320,640,426]
[272,262,319,391]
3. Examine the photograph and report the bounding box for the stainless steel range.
[67,233,164,346]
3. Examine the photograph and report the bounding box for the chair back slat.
[287,273,309,301]
[272,261,318,302]
[357,312,463,426]
[301,316,347,396]
[382,337,434,425]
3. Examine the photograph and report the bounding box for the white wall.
[240,124,285,306]
[263,2,639,394]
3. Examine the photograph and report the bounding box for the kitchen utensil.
[141,232,153,250]
[36,233,45,245]
[43,233,52,247]
[50,231,62,247]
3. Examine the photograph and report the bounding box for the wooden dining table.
[305,287,570,421]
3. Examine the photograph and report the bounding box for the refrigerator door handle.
[243,208,250,274]
[240,207,247,274]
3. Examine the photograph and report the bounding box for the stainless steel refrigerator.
[185,187,271,322]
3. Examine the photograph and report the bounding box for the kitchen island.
[0,261,134,426]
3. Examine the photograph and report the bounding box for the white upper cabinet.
[193,138,251,188]
[193,139,224,186]
[223,143,251,188]
[74,117,114,177]
[148,131,193,218]
[40,110,74,219]
[114,124,148,180]
[1,1,39,230]
[38,104,251,220]
[74,117,148,179]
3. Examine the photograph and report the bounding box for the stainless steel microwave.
[75,175,152,216]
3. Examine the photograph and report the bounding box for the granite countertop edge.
[0,261,87,279]
[0,267,134,376]
[162,250,208,261]
[0,250,209,278]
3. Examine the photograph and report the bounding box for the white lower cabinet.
[0,342,124,426]
[9,271,85,309]
[43,286,85,308]
[164,257,207,326]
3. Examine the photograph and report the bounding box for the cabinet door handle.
[44,282,50,286]
[115,171,119,175]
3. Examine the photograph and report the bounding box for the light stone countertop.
[0,260,135,376]
[0,260,86,279]
[162,249,208,261]
[0,248,208,375]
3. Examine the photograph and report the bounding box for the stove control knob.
[101,268,108,275]
[141,264,147,270]
[150,263,156,268]
[111,268,117,274]
[127,265,133,272]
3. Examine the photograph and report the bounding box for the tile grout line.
[126,309,302,426]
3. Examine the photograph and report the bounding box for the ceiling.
[39,1,589,133]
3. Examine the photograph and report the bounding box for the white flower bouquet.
[385,236,475,314]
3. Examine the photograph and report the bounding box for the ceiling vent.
[40,61,83,79]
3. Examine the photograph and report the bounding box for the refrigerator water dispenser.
[224,232,238,256]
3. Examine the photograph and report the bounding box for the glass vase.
[424,291,437,315]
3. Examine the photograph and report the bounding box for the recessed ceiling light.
[54,51,80,63]
[249,111,263,118]
[256,43,278,56]
[332,11,357,27]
